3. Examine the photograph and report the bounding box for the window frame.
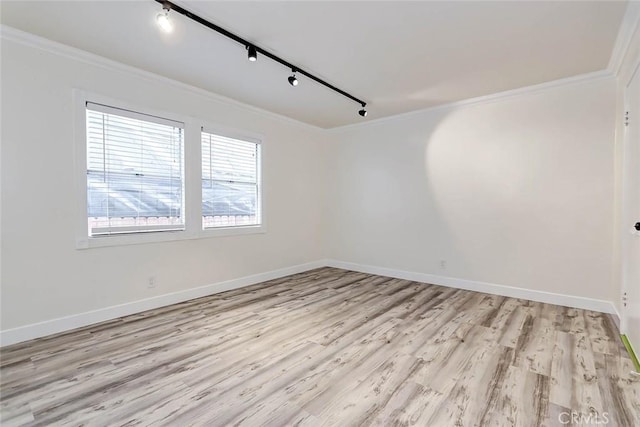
[85,101,187,236]
[73,90,265,250]
[200,125,263,234]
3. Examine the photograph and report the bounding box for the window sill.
[201,225,265,238]
[76,225,266,250]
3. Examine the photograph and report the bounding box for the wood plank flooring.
[1,267,638,426]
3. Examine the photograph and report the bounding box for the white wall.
[327,77,617,304]
[0,35,328,332]
[0,28,624,343]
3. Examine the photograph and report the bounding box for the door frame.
[620,58,640,335]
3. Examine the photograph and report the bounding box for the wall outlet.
[439,260,447,270]
[147,276,157,289]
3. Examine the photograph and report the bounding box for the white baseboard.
[611,305,622,330]
[1,258,621,347]
[0,260,327,347]
[326,260,619,319]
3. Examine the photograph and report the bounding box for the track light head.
[247,45,257,62]
[288,71,298,87]
[358,108,368,117]
[156,7,173,33]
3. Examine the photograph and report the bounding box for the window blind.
[201,130,260,228]
[86,102,185,236]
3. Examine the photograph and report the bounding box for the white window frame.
[200,124,264,237]
[85,101,187,236]
[73,90,265,249]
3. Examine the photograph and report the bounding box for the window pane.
[86,106,185,235]
[201,131,260,228]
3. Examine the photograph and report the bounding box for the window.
[77,93,265,248]
[201,130,261,229]
[86,102,185,236]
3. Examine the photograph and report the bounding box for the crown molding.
[0,15,629,134]
[328,69,613,133]
[327,2,640,133]
[0,24,323,133]
[607,1,640,76]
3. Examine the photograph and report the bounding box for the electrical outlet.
[148,276,157,289]
[439,260,447,270]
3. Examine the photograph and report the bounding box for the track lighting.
[247,45,257,62]
[156,7,173,33]
[288,70,298,87]
[154,0,367,116]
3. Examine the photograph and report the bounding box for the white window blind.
[201,130,260,228]
[86,102,185,236]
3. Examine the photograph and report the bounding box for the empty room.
[1,0,639,426]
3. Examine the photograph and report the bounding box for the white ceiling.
[0,1,628,128]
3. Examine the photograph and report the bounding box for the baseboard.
[326,259,619,316]
[610,305,622,330]
[0,260,327,347]
[1,258,620,347]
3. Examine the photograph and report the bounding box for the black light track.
[155,0,367,110]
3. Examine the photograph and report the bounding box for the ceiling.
[0,1,628,129]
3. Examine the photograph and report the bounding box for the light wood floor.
[1,267,638,426]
